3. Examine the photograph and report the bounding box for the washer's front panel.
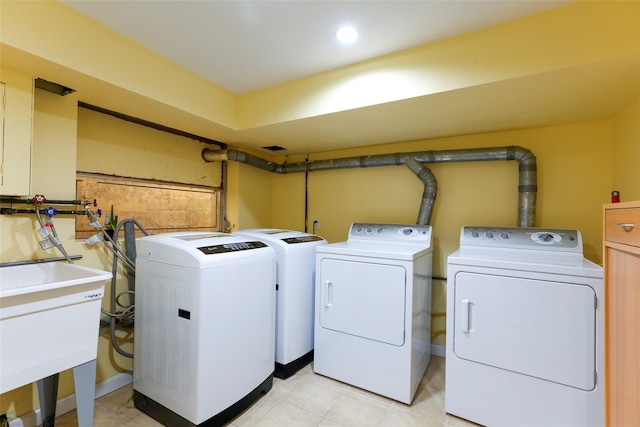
[318,258,406,346]
[453,271,596,390]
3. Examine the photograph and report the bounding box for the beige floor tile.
[94,410,135,425]
[396,384,447,423]
[295,363,315,376]
[124,412,165,427]
[422,358,446,392]
[430,355,446,370]
[268,374,308,399]
[281,375,346,417]
[306,372,351,394]
[51,410,79,427]
[55,355,453,427]
[55,403,130,427]
[95,383,140,423]
[253,400,322,427]
[317,419,344,427]
[232,393,280,427]
[446,413,483,426]
[324,392,390,427]
[383,406,446,427]
[343,385,396,408]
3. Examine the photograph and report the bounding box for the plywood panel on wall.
[76,174,219,238]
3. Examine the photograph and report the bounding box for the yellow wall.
[270,120,612,263]
[612,96,640,201]
[244,119,614,346]
[230,163,273,231]
[272,172,307,232]
[76,108,222,187]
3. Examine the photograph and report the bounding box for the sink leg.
[73,359,97,427]
[36,373,59,427]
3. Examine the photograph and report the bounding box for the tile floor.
[56,356,478,427]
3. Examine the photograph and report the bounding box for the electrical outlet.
[312,218,320,230]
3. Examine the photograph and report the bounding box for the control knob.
[541,233,554,242]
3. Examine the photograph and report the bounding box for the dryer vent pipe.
[202,145,537,227]
[403,157,437,226]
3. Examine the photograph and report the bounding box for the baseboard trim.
[431,343,445,358]
[23,372,133,427]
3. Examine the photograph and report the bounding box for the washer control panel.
[349,223,432,242]
[197,240,268,255]
[461,226,581,251]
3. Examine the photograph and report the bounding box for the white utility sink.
[0,262,112,393]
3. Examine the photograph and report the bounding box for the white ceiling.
[61,0,572,95]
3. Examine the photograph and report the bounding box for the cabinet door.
[605,245,640,427]
[0,68,34,196]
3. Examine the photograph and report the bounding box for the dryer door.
[318,258,406,346]
[453,272,596,390]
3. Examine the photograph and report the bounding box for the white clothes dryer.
[314,223,433,404]
[133,232,276,427]
[233,228,327,378]
[446,226,603,427]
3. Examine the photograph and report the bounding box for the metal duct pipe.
[203,145,537,226]
[202,149,281,173]
[404,157,437,225]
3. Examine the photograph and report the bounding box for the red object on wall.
[611,191,620,203]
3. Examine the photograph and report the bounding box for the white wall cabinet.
[0,68,34,196]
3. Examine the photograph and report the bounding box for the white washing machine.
[233,228,327,378]
[133,232,276,427]
[446,226,604,427]
[314,223,433,404]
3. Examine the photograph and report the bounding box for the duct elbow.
[511,146,537,164]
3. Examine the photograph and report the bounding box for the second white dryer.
[314,223,433,404]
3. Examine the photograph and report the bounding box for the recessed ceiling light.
[336,26,358,44]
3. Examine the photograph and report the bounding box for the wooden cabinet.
[0,67,34,196]
[604,201,640,426]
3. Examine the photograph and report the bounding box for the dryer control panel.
[349,223,432,243]
[460,226,581,252]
